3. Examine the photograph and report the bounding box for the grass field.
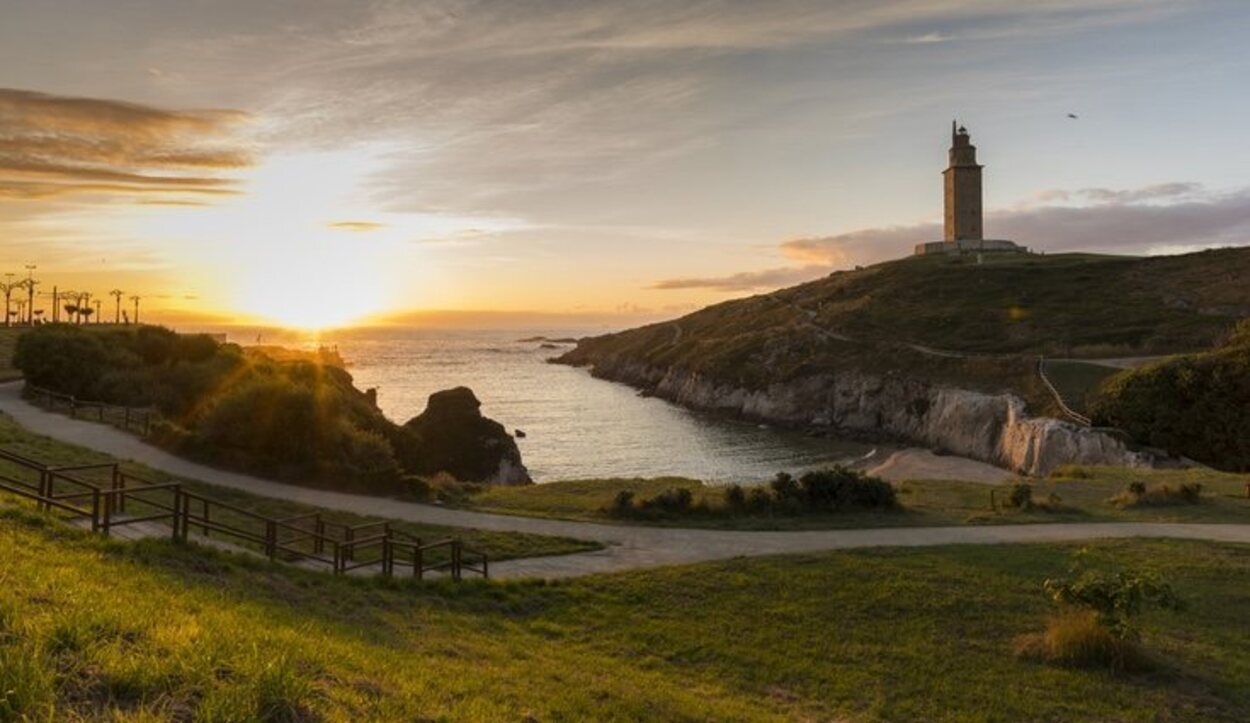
[0,412,599,562]
[2,501,1249,720]
[461,467,1250,529]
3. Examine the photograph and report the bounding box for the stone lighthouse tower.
[943,121,983,242]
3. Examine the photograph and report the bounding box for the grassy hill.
[1091,321,1250,471]
[3,502,1250,720]
[560,247,1250,409]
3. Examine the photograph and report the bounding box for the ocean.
[236,327,870,483]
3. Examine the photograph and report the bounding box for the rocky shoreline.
[555,354,1155,477]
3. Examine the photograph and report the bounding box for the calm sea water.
[232,327,870,483]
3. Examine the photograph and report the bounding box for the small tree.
[1043,559,1184,641]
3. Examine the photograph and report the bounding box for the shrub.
[1110,482,1203,509]
[402,475,434,501]
[1048,464,1091,479]
[723,484,746,513]
[1090,333,1250,471]
[13,324,109,397]
[1016,610,1148,672]
[1006,483,1034,510]
[769,472,801,503]
[1043,565,1184,641]
[797,466,897,511]
[609,490,636,516]
[644,487,693,515]
[746,487,772,513]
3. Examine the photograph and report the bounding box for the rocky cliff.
[562,355,1151,477]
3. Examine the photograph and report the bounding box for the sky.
[2,0,1249,328]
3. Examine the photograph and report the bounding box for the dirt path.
[3,381,1248,579]
[867,448,1015,484]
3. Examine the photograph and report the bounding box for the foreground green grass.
[0,412,598,562]
[2,503,1249,721]
[462,467,1250,529]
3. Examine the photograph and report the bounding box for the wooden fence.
[1036,357,1093,427]
[0,448,486,580]
[24,384,154,436]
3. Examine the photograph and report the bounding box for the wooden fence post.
[91,488,101,533]
[36,470,47,512]
[265,520,277,560]
[102,487,113,536]
[172,487,184,541]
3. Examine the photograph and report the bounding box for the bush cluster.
[1109,481,1203,508]
[1090,318,1250,471]
[14,324,409,490]
[606,466,896,520]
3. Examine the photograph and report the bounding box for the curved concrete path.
[2,381,1249,579]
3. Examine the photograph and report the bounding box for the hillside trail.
[2,381,1248,579]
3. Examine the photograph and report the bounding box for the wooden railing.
[1036,357,1093,427]
[0,448,486,580]
[24,384,154,436]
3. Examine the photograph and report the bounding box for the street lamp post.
[24,265,36,325]
[110,289,124,325]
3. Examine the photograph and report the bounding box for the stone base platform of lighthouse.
[914,238,1029,256]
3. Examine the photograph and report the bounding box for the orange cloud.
[0,88,252,203]
[327,221,387,232]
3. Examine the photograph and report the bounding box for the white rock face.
[591,360,1151,477]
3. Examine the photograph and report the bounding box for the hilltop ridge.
[557,247,1250,474]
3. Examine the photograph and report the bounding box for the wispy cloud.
[0,88,252,203]
[327,220,386,232]
[650,264,831,292]
[653,183,1250,291]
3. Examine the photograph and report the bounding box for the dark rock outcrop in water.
[399,387,531,485]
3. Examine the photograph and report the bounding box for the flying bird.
[1066,113,1079,119]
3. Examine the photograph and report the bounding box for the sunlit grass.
[458,466,1250,529]
[0,411,599,562]
[2,503,1250,720]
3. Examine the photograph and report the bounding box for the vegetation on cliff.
[13,324,526,488]
[559,248,1250,411]
[1091,320,1250,471]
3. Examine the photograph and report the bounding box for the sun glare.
[107,144,532,326]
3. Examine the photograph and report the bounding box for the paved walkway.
[3,381,1249,579]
